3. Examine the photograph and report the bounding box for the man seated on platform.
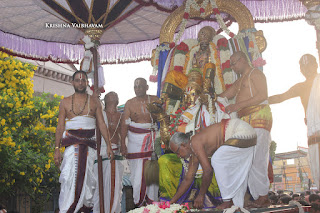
[120,78,159,206]
[219,51,273,208]
[169,118,257,210]
[54,70,114,213]
[93,91,124,213]
[269,54,320,191]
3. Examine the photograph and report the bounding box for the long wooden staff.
[91,47,105,213]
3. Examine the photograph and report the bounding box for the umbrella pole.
[91,47,105,213]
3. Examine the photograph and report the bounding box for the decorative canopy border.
[0,0,307,64]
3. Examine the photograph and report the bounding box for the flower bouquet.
[128,201,198,213]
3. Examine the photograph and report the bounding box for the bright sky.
[101,19,318,154]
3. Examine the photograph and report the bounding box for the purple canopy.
[0,0,307,64]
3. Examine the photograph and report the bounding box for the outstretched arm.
[269,84,301,104]
[170,155,199,204]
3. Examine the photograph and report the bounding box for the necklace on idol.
[72,93,88,116]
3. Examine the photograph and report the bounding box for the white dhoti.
[211,118,256,207]
[93,144,124,213]
[247,128,271,199]
[127,122,159,206]
[307,74,320,189]
[59,116,97,213]
[237,103,273,200]
[308,142,320,189]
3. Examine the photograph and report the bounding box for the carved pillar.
[301,0,320,62]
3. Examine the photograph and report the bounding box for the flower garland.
[213,35,234,89]
[206,94,215,124]
[235,30,266,68]
[172,39,198,73]
[150,44,171,82]
[172,0,236,46]
[128,202,195,213]
[209,0,235,38]
[180,158,189,173]
[168,104,189,136]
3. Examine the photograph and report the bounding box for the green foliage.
[270,140,277,162]
[0,52,62,211]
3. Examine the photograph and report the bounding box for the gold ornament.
[300,0,320,8]
[160,0,255,44]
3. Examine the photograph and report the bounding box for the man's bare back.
[190,122,223,157]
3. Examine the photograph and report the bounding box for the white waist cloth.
[127,121,159,206]
[211,118,255,207]
[308,143,320,189]
[93,144,124,213]
[100,111,111,156]
[225,118,257,142]
[59,116,97,213]
[65,115,96,130]
[212,146,254,207]
[307,74,320,136]
[306,74,320,190]
[248,128,271,200]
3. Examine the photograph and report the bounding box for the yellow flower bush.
[0,51,61,207]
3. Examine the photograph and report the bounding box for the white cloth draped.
[306,74,320,190]
[181,102,212,134]
[93,144,124,213]
[247,128,271,199]
[211,118,256,207]
[127,122,159,206]
[59,116,97,213]
[308,144,320,189]
[307,74,320,137]
[212,146,254,207]
[100,111,109,157]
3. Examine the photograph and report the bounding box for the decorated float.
[1,0,320,212]
[147,0,268,209]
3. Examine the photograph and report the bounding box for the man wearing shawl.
[54,70,114,213]
[169,118,257,209]
[120,78,159,206]
[219,51,273,208]
[269,54,320,189]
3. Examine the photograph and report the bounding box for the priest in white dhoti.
[54,71,114,213]
[120,78,159,206]
[307,73,320,189]
[93,92,124,213]
[269,54,320,189]
[169,118,257,210]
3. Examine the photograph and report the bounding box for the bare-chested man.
[169,118,257,210]
[54,70,114,213]
[93,91,124,213]
[219,51,273,208]
[269,54,320,189]
[120,78,159,206]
